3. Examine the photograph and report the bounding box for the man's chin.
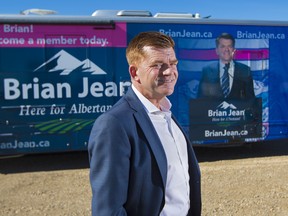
[160,88,175,96]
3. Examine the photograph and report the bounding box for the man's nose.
[163,66,174,75]
[224,47,230,52]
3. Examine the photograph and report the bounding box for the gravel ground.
[1,140,288,216]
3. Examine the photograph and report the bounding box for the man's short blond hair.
[126,31,175,65]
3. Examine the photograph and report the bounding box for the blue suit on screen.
[198,61,255,99]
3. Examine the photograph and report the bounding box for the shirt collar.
[220,60,234,69]
[132,84,172,114]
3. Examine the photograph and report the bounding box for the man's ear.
[215,48,219,56]
[129,65,139,81]
[232,49,236,57]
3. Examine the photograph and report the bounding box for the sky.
[1,0,288,21]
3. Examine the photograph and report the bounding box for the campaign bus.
[1,10,287,155]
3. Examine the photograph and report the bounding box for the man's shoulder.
[234,61,252,76]
[203,62,218,69]
[234,61,250,69]
[201,62,219,77]
[99,89,143,119]
[93,98,133,131]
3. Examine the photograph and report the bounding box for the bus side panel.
[2,20,288,154]
[0,22,129,155]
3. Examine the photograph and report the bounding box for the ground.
[1,140,288,216]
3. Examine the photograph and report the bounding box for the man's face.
[216,38,235,63]
[131,46,178,100]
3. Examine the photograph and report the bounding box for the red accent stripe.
[178,49,269,60]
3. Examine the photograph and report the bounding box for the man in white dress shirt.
[88,31,201,216]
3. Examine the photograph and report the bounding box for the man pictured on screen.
[198,33,255,99]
